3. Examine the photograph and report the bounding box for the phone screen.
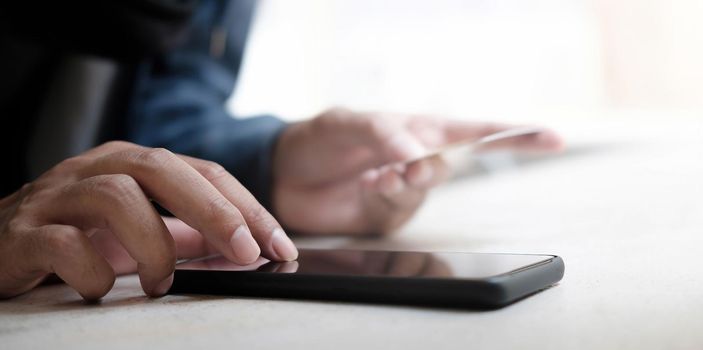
[176,249,554,280]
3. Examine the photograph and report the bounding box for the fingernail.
[152,273,174,296]
[230,225,261,264]
[271,228,298,261]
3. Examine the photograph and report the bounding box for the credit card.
[401,126,544,165]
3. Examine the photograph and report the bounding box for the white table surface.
[2,116,702,349]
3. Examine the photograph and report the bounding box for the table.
[2,116,702,349]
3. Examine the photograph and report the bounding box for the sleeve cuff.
[210,115,288,212]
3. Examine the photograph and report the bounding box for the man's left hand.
[272,108,564,235]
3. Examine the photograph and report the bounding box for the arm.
[126,0,286,209]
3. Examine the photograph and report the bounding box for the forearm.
[124,0,276,203]
[128,109,288,210]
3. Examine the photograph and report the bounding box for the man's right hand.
[0,141,297,300]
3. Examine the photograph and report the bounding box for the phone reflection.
[177,250,453,278]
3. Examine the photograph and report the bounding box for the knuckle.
[204,196,238,225]
[197,161,229,182]
[40,226,116,300]
[311,113,333,131]
[48,155,90,176]
[5,217,29,236]
[245,204,273,228]
[102,140,134,149]
[61,155,91,168]
[44,226,85,254]
[135,147,177,168]
[323,106,350,116]
[26,178,51,193]
[91,174,141,204]
[313,107,351,128]
[14,196,40,219]
[366,117,392,138]
[18,182,34,196]
[11,189,55,225]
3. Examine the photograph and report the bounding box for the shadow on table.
[0,278,228,316]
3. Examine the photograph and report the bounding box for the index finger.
[79,144,276,264]
[441,121,565,152]
[178,155,298,262]
[85,142,297,261]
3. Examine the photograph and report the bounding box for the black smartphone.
[168,248,564,309]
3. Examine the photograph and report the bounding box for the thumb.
[380,130,427,163]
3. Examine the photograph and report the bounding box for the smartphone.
[168,248,564,309]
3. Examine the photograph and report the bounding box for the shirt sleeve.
[125,0,287,210]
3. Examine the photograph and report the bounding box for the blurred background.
[227,0,703,125]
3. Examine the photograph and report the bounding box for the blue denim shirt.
[126,0,287,210]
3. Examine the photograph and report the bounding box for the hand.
[0,141,297,300]
[272,108,564,235]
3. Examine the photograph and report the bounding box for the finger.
[381,129,427,162]
[403,155,452,189]
[39,175,176,296]
[376,167,406,196]
[178,155,298,262]
[31,225,116,300]
[440,121,512,144]
[375,168,427,207]
[359,169,426,234]
[82,142,267,262]
[441,121,564,152]
[361,157,448,234]
[91,216,217,275]
[79,140,137,158]
[403,160,433,188]
[90,229,137,275]
[474,129,565,153]
[333,114,427,165]
[79,147,263,265]
[162,217,217,259]
[360,168,381,190]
